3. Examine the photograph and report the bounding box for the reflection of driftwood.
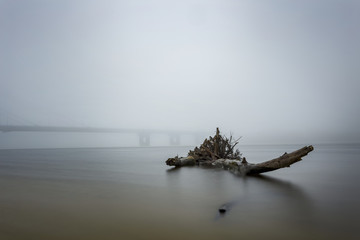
[216,175,313,219]
[166,128,314,176]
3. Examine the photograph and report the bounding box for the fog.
[1,0,360,145]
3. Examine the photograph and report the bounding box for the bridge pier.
[139,133,150,147]
[169,134,180,146]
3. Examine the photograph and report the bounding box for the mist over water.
[1,0,360,144]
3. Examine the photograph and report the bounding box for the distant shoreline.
[1,142,359,151]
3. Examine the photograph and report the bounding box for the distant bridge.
[0,125,207,147]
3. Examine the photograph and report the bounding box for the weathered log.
[166,145,314,176]
[247,145,314,175]
[165,128,314,175]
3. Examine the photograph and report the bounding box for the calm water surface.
[0,144,359,239]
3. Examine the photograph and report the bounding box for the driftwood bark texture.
[166,128,314,176]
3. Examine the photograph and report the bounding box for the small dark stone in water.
[218,206,227,213]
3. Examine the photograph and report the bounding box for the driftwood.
[166,128,314,176]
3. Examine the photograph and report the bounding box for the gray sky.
[1,0,359,144]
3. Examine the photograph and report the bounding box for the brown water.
[0,144,359,240]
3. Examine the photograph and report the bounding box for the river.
[0,144,359,239]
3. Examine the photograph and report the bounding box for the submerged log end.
[165,157,178,166]
[166,156,196,167]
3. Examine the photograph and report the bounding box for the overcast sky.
[1,0,359,143]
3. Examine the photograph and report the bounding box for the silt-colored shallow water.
[0,144,359,239]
